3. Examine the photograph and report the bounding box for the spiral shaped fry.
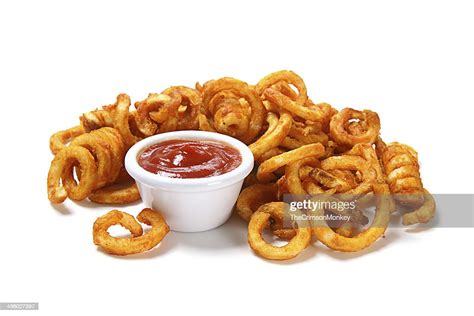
[311,183,392,252]
[47,127,126,204]
[88,169,140,204]
[49,125,85,155]
[134,93,181,136]
[80,95,143,146]
[376,140,435,224]
[248,111,292,160]
[236,183,278,222]
[329,108,380,147]
[162,86,202,130]
[280,119,330,150]
[377,141,423,202]
[93,208,169,256]
[263,88,333,124]
[257,143,325,183]
[320,155,377,196]
[80,104,116,132]
[200,77,265,144]
[256,70,308,105]
[248,202,312,260]
[346,143,385,184]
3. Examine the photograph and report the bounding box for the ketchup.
[138,139,242,179]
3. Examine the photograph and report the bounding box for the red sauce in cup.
[138,139,242,179]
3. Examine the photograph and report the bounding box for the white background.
[1,0,473,315]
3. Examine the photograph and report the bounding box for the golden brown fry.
[236,183,278,221]
[285,157,320,194]
[93,208,169,256]
[135,93,181,136]
[329,108,380,147]
[49,125,85,155]
[80,105,115,132]
[47,146,97,203]
[311,183,391,252]
[89,182,141,204]
[47,127,126,204]
[257,143,325,183]
[264,88,331,123]
[255,70,308,105]
[162,86,202,130]
[113,94,141,148]
[248,202,311,260]
[201,77,265,144]
[249,111,292,160]
[377,141,424,206]
[320,155,376,196]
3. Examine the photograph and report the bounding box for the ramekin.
[125,131,254,232]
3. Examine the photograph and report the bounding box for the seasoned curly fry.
[162,86,202,130]
[47,127,126,204]
[248,202,312,260]
[264,88,331,123]
[93,208,169,256]
[377,140,424,205]
[256,70,308,105]
[135,93,181,136]
[311,183,391,252]
[257,143,325,183]
[249,111,292,160]
[330,108,380,147]
[320,155,376,196]
[114,94,141,148]
[236,183,278,221]
[402,189,436,225]
[201,77,265,144]
[89,182,140,204]
[49,125,84,154]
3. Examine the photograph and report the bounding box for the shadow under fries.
[97,239,175,260]
[50,203,72,215]
[96,212,249,259]
[315,227,401,260]
[74,199,143,209]
[169,212,248,250]
[262,245,319,266]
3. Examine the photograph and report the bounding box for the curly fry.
[135,93,181,136]
[264,88,331,123]
[285,157,320,194]
[257,143,325,183]
[255,70,308,105]
[402,189,436,225]
[249,111,292,160]
[236,183,278,221]
[311,183,391,252]
[93,208,169,256]
[114,94,141,148]
[89,183,141,204]
[248,202,312,260]
[47,127,126,204]
[47,146,97,203]
[49,125,84,154]
[162,86,202,130]
[201,77,265,144]
[329,108,380,147]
